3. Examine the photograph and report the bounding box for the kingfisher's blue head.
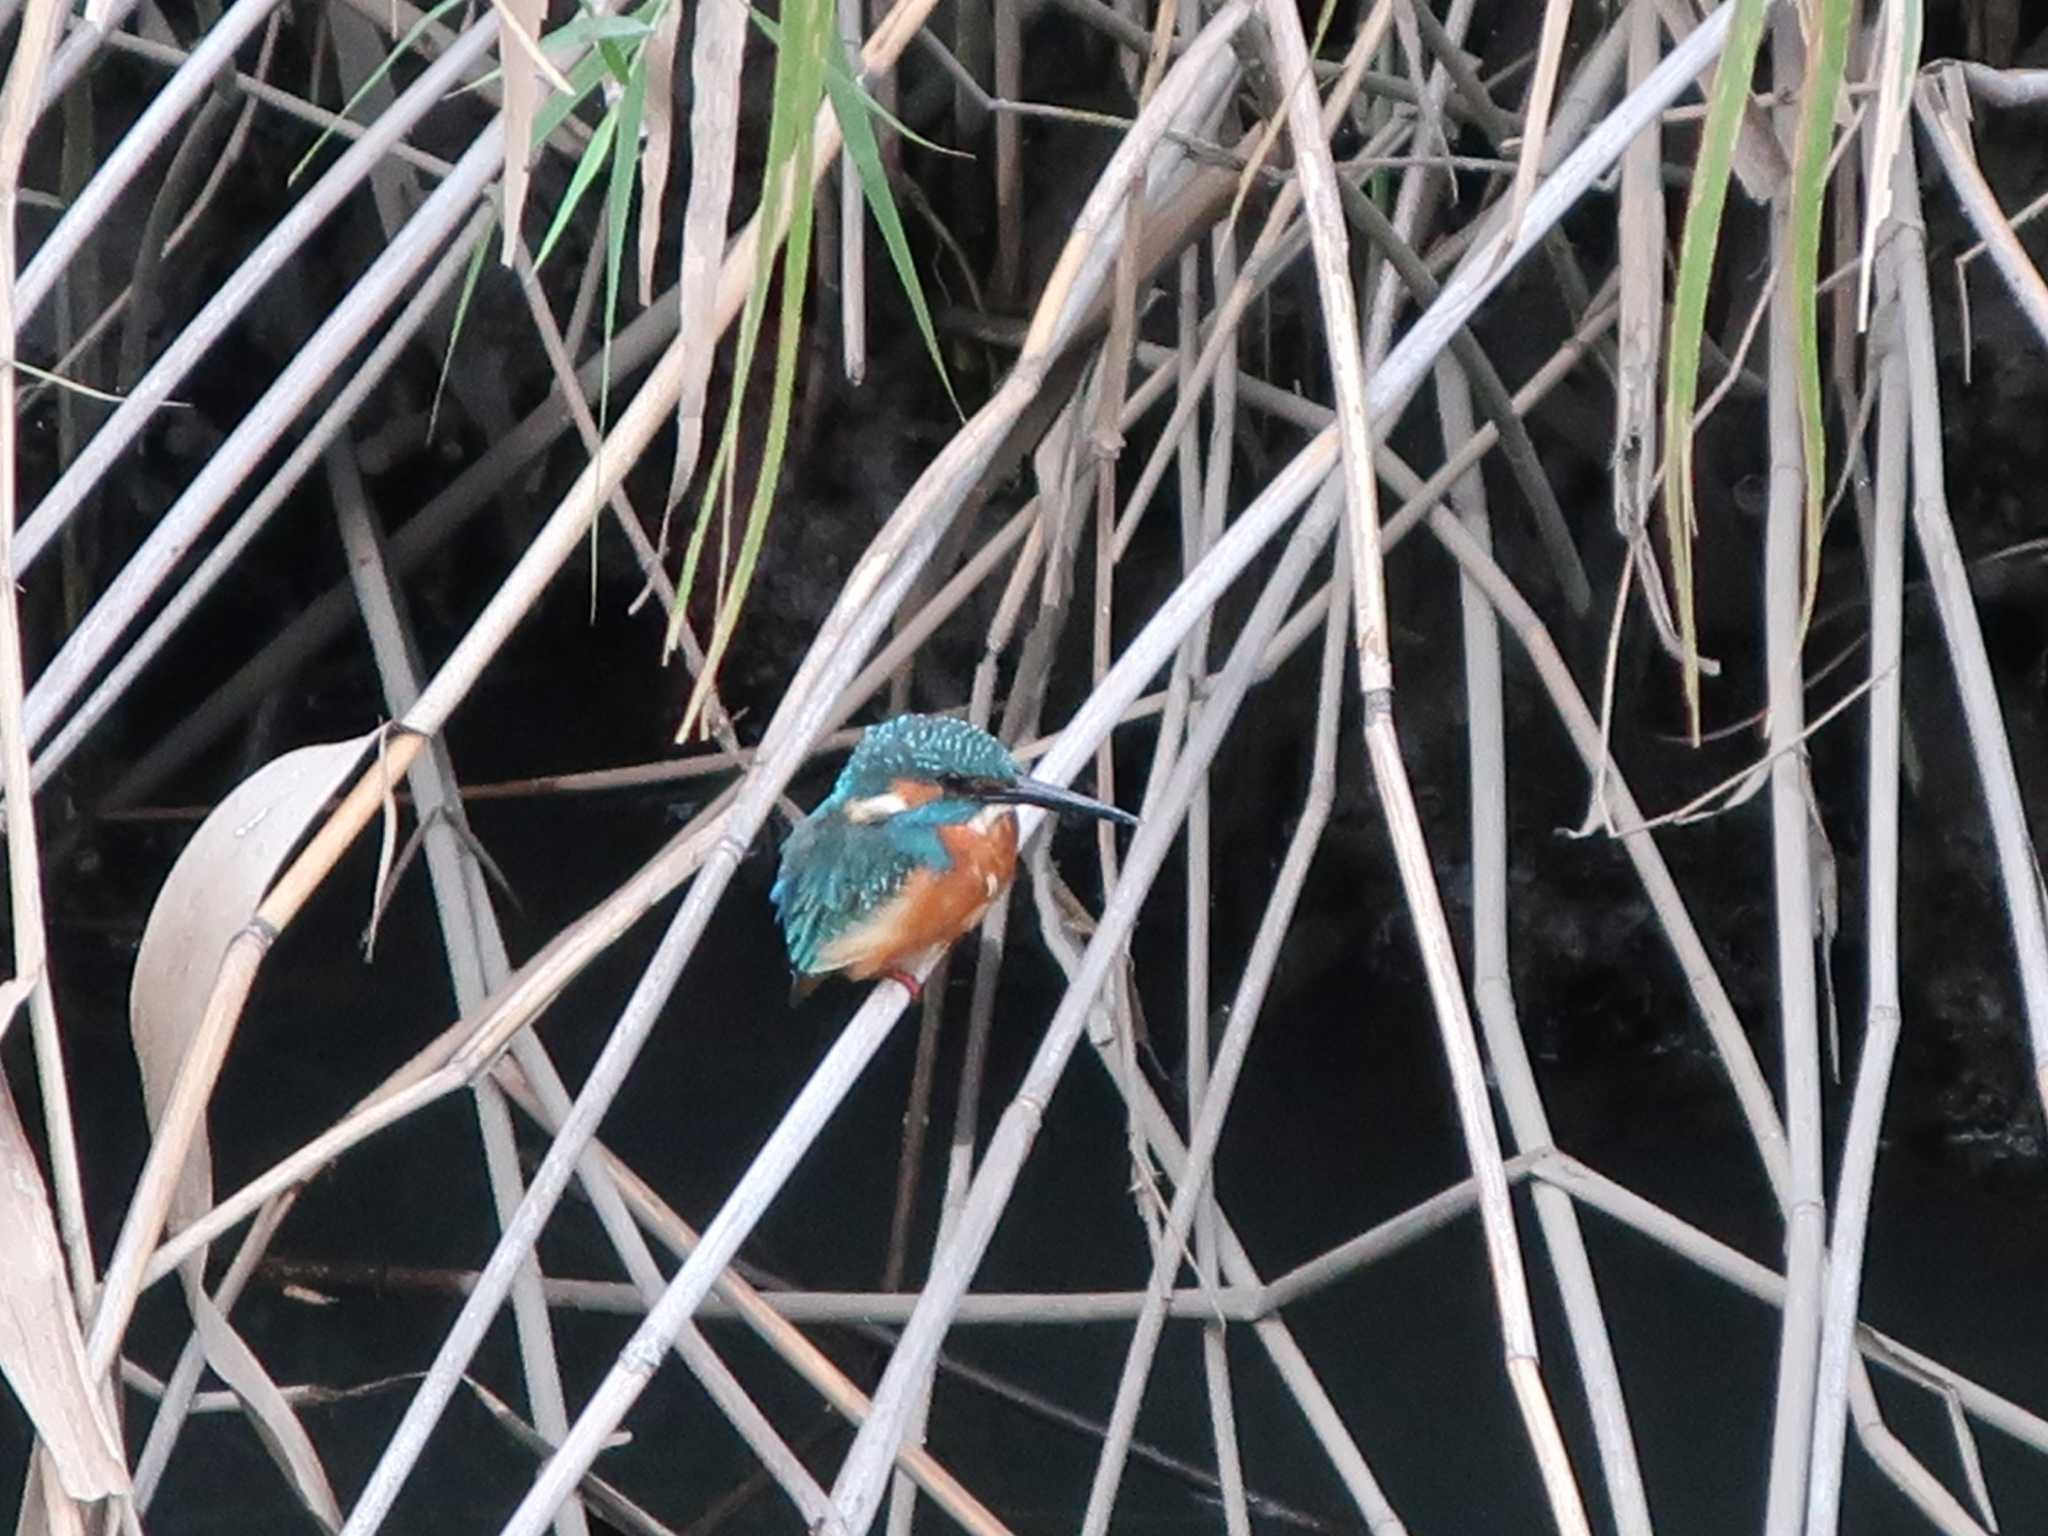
[769,715,1137,979]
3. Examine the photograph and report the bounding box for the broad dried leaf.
[18,1449,93,1536]
[666,0,748,512]
[496,0,550,265]
[130,735,373,1528]
[668,0,830,738]
[131,735,375,1225]
[185,1290,342,1530]
[0,1078,127,1502]
[637,0,682,305]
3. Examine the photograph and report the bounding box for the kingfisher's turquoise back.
[772,815,920,975]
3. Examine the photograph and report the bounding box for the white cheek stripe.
[844,791,911,824]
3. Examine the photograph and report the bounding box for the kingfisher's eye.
[940,773,1006,800]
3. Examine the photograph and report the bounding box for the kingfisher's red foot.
[881,967,923,1001]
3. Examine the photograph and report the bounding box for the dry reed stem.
[1441,355,1653,1535]
[1537,1153,2048,1461]
[328,447,594,1536]
[1077,1008,1404,1532]
[1361,0,1473,363]
[828,434,1326,1536]
[876,393,1092,1536]
[1915,66,2048,349]
[1076,499,1352,1535]
[1182,180,1252,1536]
[840,19,1733,1525]
[23,66,504,748]
[24,0,2040,1526]
[1268,0,1586,1523]
[1803,200,1910,1536]
[14,0,283,324]
[1413,495,1977,1529]
[22,18,492,576]
[504,241,746,765]
[1759,23,1827,1530]
[50,63,514,1390]
[488,1067,1016,1534]
[133,1198,301,1508]
[663,0,743,507]
[255,1252,1256,1323]
[1889,134,2048,1124]
[30,201,495,789]
[143,793,739,1288]
[131,8,940,1394]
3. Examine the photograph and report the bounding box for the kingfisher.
[771,714,1138,997]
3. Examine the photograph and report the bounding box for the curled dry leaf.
[130,734,377,1531]
[0,1077,128,1503]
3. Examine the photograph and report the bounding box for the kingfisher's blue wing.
[772,812,921,976]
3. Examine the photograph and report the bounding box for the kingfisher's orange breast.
[821,806,1020,980]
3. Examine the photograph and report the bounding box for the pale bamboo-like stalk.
[1142,311,1794,1216]
[233,1261,1276,1323]
[1537,1152,2048,1468]
[1183,208,1252,1536]
[991,0,1023,303]
[25,114,500,764]
[30,200,495,789]
[1360,0,1475,364]
[1914,69,2048,349]
[14,0,283,324]
[138,795,735,1288]
[485,1075,1018,1536]
[327,443,594,1536]
[100,273,690,810]
[1076,1002,1403,1532]
[1441,354,1653,1536]
[822,434,1328,1536]
[1412,502,1987,1528]
[65,110,503,1386]
[1264,0,1586,1525]
[332,446,846,1532]
[1758,24,1827,1529]
[2,11,106,1529]
[837,0,866,381]
[16,18,498,584]
[1107,8,1400,565]
[836,19,1735,1524]
[878,377,1109,1536]
[479,33,1256,1532]
[1803,212,1910,1536]
[1891,133,2048,1119]
[1077,501,1351,1536]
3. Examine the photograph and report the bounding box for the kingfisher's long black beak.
[975,775,1139,828]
